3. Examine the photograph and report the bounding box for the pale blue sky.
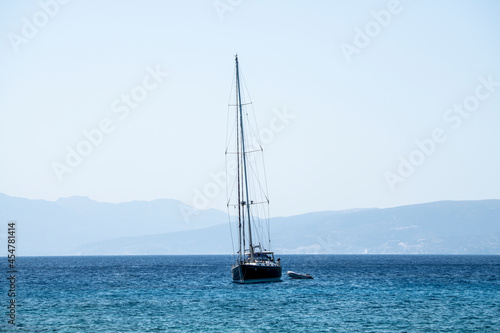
[1,0,500,216]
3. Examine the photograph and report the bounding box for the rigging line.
[233,149,263,154]
[238,70,263,151]
[259,143,272,248]
[226,149,262,155]
[225,146,237,261]
[225,109,238,152]
[246,173,268,221]
[247,160,267,198]
[225,153,230,206]
[227,206,236,262]
[226,172,236,203]
[239,67,254,109]
[247,180,266,249]
[246,137,270,204]
[226,156,238,207]
[240,70,265,150]
[244,146,271,250]
[250,214,263,249]
[245,133,266,196]
[225,65,237,150]
[240,110,261,153]
[267,208,271,250]
[228,102,252,106]
[246,201,268,205]
[243,114,261,151]
[226,148,256,154]
[228,145,260,153]
[236,55,254,259]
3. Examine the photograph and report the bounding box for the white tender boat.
[287,271,313,279]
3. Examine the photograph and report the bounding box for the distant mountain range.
[0,193,226,256]
[1,193,499,255]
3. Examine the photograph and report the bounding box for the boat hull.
[232,263,282,283]
[287,271,313,279]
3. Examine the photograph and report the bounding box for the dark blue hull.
[232,263,282,283]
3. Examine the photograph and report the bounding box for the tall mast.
[235,54,254,260]
[236,84,242,262]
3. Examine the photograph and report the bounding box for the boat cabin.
[245,251,276,262]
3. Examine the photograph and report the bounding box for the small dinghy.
[287,271,313,279]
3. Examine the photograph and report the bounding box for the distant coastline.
[1,193,499,256]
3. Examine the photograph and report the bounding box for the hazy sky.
[1,0,499,217]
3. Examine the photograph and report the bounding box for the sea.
[2,255,499,332]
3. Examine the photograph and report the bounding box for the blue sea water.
[2,255,499,332]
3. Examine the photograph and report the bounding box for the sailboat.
[226,55,282,283]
